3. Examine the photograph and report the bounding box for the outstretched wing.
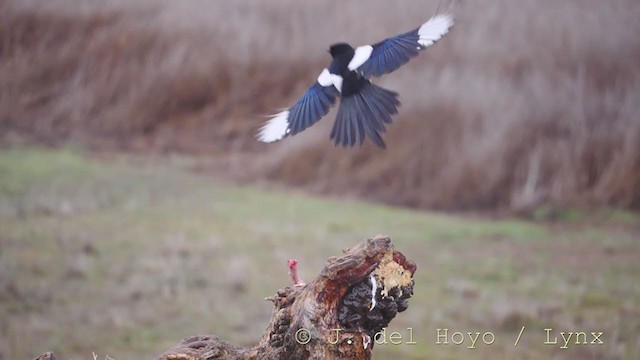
[348,14,454,78]
[257,69,339,143]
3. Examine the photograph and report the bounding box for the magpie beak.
[258,12,454,148]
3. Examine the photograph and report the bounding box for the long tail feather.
[330,83,400,148]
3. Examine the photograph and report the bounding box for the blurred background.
[1,0,639,359]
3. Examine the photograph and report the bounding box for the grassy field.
[1,147,639,359]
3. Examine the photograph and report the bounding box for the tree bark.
[34,235,417,360]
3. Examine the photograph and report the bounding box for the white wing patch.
[319,68,343,92]
[317,68,333,87]
[330,74,343,93]
[418,14,454,47]
[257,110,290,143]
[348,45,373,71]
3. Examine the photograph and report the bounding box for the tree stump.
[34,235,417,360]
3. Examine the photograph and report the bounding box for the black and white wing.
[347,14,454,78]
[257,69,339,143]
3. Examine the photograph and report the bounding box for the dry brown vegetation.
[2,0,639,211]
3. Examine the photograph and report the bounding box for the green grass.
[1,147,639,360]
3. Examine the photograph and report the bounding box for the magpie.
[257,13,454,148]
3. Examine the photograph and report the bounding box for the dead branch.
[34,235,416,360]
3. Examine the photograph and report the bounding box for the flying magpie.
[257,13,454,148]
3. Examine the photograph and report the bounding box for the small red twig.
[288,259,306,287]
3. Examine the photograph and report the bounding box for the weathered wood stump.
[34,235,417,360]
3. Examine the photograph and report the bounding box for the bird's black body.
[339,71,370,98]
[257,13,454,148]
[324,42,401,147]
[328,43,368,97]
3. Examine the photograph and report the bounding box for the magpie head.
[328,43,354,58]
